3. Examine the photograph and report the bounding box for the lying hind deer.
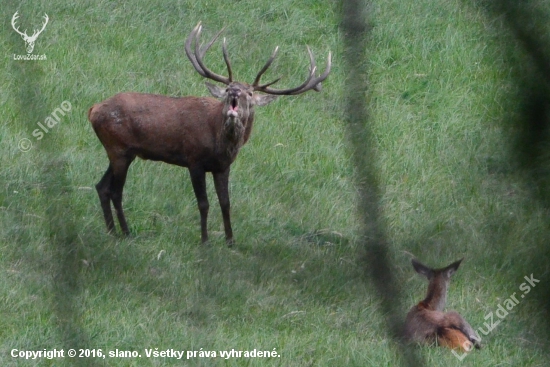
[404,258,481,351]
[88,22,331,245]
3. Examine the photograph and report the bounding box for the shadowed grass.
[1,0,550,366]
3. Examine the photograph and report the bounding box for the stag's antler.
[184,22,332,94]
[253,47,332,95]
[185,22,233,85]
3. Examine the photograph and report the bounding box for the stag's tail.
[88,105,96,122]
[88,104,105,133]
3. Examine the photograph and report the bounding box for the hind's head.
[412,258,463,311]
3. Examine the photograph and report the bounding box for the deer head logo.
[11,12,49,54]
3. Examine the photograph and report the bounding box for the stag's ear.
[205,82,227,99]
[253,94,278,106]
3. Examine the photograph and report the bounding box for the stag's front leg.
[213,168,233,246]
[189,167,209,243]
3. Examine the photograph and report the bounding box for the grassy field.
[2,0,550,366]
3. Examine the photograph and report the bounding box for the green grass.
[2,0,550,365]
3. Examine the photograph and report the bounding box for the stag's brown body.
[90,93,249,170]
[89,22,330,245]
[404,259,481,352]
[89,91,251,244]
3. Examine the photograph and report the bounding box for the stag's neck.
[243,110,255,144]
[217,115,249,159]
[421,281,447,311]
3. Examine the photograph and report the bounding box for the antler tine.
[31,13,48,39]
[194,25,231,84]
[184,22,232,85]
[258,47,331,95]
[252,46,280,87]
[256,77,282,89]
[11,11,18,24]
[184,23,206,77]
[298,48,332,93]
[222,38,233,83]
[199,26,225,57]
[40,14,48,30]
[255,46,330,96]
[11,12,26,37]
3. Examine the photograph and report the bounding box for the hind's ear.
[444,258,463,278]
[412,259,433,279]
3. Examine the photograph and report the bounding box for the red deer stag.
[404,258,481,351]
[89,22,331,245]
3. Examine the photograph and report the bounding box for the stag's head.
[205,81,276,131]
[11,12,49,54]
[184,22,331,133]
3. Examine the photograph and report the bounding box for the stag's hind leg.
[96,156,134,235]
[96,165,116,233]
[110,157,134,235]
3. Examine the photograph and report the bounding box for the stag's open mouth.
[227,97,239,117]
